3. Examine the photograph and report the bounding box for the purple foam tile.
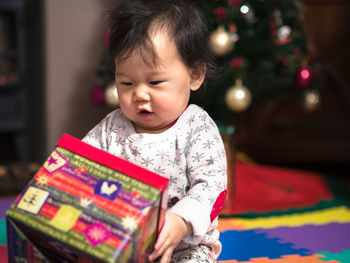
[0,197,15,219]
[255,222,350,254]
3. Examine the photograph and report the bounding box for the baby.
[83,0,227,262]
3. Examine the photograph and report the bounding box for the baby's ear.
[190,64,206,91]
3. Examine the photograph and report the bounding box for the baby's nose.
[134,85,150,101]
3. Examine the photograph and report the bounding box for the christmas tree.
[91,0,323,123]
[195,0,323,122]
[90,32,120,108]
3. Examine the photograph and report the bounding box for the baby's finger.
[154,229,168,250]
[149,237,170,261]
[148,248,160,262]
[159,247,173,263]
[148,234,170,262]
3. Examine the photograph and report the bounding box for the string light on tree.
[240,4,249,14]
[304,90,321,112]
[271,9,292,45]
[276,25,292,45]
[225,79,252,112]
[89,1,325,120]
[240,4,256,23]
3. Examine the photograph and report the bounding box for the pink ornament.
[296,67,312,88]
[91,86,105,105]
[103,32,110,48]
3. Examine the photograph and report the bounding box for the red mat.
[0,245,7,263]
[223,161,333,215]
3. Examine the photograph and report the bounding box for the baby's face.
[114,31,204,134]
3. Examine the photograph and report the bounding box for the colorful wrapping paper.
[6,134,169,263]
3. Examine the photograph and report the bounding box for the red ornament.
[0,75,7,85]
[296,67,312,88]
[214,7,227,22]
[227,0,242,7]
[276,55,290,66]
[91,85,106,105]
[269,22,278,37]
[293,48,302,60]
[230,57,244,68]
[229,23,237,33]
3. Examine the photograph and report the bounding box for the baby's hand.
[148,211,192,263]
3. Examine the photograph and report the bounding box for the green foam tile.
[317,250,350,263]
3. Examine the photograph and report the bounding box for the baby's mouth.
[137,109,153,117]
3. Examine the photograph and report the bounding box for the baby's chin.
[133,122,173,134]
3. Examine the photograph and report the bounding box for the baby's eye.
[120,82,133,86]
[149,81,163,85]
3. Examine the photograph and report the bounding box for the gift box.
[6,134,169,263]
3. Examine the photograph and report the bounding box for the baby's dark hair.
[107,0,217,103]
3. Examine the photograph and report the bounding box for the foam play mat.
[215,162,350,263]
[1,166,349,262]
[217,205,350,262]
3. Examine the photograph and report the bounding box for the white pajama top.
[82,104,227,258]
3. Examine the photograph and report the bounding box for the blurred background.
[0,0,349,194]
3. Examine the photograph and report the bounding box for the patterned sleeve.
[169,108,228,244]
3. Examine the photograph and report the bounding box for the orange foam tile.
[218,218,245,231]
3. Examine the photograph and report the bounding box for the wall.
[235,0,350,171]
[44,0,115,155]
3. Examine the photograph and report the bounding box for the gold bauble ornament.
[210,26,235,56]
[104,82,119,107]
[225,79,252,112]
[304,90,320,112]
